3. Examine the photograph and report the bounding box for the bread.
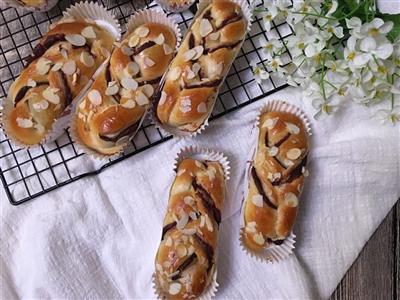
[74,23,177,155]
[154,158,226,299]
[3,18,115,146]
[242,111,309,251]
[155,0,247,132]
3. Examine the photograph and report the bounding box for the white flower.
[261,4,279,31]
[357,18,393,39]
[374,106,400,125]
[250,60,270,84]
[311,97,339,120]
[359,35,393,60]
[326,0,338,16]
[260,38,283,60]
[344,36,370,70]
[286,35,305,57]
[268,57,284,73]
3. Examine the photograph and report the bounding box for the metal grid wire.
[0,0,293,205]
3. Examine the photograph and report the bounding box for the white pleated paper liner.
[0,1,121,149]
[149,0,253,139]
[2,0,59,12]
[69,9,182,160]
[154,0,196,13]
[239,99,312,263]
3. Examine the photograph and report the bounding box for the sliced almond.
[186,66,196,79]
[32,99,49,111]
[125,61,140,76]
[143,56,155,68]
[176,244,187,258]
[176,213,189,230]
[42,87,60,104]
[51,62,63,72]
[209,31,220,41]
[60,48,68,59]
[251,194,263,207]
[179,99,191,113]
[72,71,79,86]
[205,215,213,232]
[267,146,279,156]
[262,117,279,129]
[183,49,197,62]
[165,236,173,247]
[246,221,257,233]
[199,18,213,37]
[253,232,265,245]
[81,26,96,39]
[142,84,154,97]
[302,166,309,177]
[285,122,300,134]
[284,192,298,207]
[189,211,197,220]
[182,228,196,235]
[135,26,149,38]
[62,60,77,75]
[159,91,167,105]
[36,57,52,75]
[192,45,204,60]
[197,102,207,113]
[287,148,302,160]
[136,91,149,106]
[184,196,194,206]
[80,52,94,67]
[16,117,33,128]
[163,43,173,55]
[27,79,36,87]
[169,67,182,81]
[122,99,136,109]
[192,62,201,75]
[87,89,102,106]
[121,45,133,56]
[154,33,165,45]
[65,33,86,47]
[128,35,140,48]
[121,77,138,90]
[105,82,119,96]
[101,47,110,58]
[199,216,205,228]
[169,283,182,295]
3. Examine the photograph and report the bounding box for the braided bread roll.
[74,23,177,155]
[155,0,247,132]
[3,18,115,146]
[242,111,309,251]
[155,158,226,299]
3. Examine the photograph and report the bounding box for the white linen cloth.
[1,86,399,299]
[1,1,400,298]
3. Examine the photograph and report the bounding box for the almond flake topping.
[267,146,279,157]
[245,221,257,233]
[27,79,36,87]
[287,148,301,160]
[143,56,155,68]
[80,52,94,67]
[163,43,173,55]
[135,26,149,38]
[284,192,298,207]
[199,216,205,227]
[302,167,309,177]
[65,33,86,47]
[170,67,182,81]
[284,159,295,167]
[154,33,165,45]
[136,91,149,106]
[267,172,281,182]
[177,245,187,258]
[169,283,182,295]
[121,45,133,56]
[165,236,173,247]
[126,61,140,76]
[285,122,300,134]
[262,117,279,129]
[36,58,52,75]
[199,19,213,37]
[253,232,265,245]
[32,100,49,111]
[182,228,196,235]
[60,48,68,59]
[185,66,195,79]
[81,26,96,39]
[183,196,194,206]
[42,87,60,104]
[159,91,167,105]
[51,62,63,72]
[192,46,204,60]
[122,99,136,109]
[189,212,197,220]
[205,215,213,232]
[121,77,138,90]
[16,117,33,128]
[251,194,263,207]
[197,102,207,113]
[88,89,102,106]
[179,99,191,113]
[62,60,77,75]
[192,63,201,75]
[208,31,220,41]
[183,49,197,62]
[176,213,189,230]
[128,35,140,48]
[105,81,119,96]
[142,84,154,97]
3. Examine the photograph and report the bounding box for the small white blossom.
[374,106,400,125]
[250,60,270,84]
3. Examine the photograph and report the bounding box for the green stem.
[291,11,337,21]
[324,80,338,90]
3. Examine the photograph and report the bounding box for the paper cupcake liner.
[239,99,312,263]
[0,2,121,149]
[154,0,196,13]
[68,9,182,160]
[153,146,228,299]
[149,0,253,139]
[2,0,59,12]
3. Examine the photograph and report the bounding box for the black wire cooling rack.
[0,0,293,205]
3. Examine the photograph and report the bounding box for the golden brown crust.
[4,18,115,145]
[156,0,247,132]
[74,23,177,155]
[155,159,225,299]
[243,111,309,251]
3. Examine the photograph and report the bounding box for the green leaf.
[377,13,400,42]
